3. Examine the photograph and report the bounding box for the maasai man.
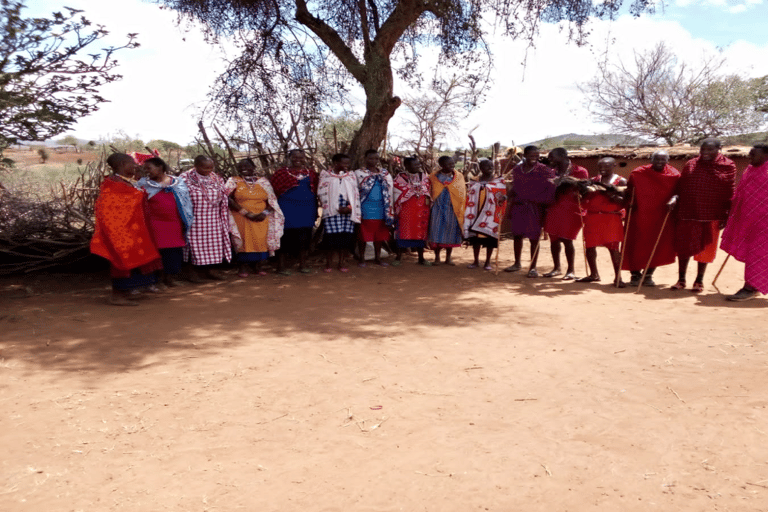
[669,139,736,292]
[393,156,431,266]
[621,151,680,287]
[137,157,194,288]
[318,153,361,272]
[542,147,589,280]
[578,157,627,285]
[464,159,507,270]
[91,153,162,305]
[504,145,556,277]
[355,149,394,266]
[180,155,232,280]
[270,149,318,274]
[428,155,466,265]
[720,144,768,301]
[227,158,284,277]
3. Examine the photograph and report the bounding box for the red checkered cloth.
[721,161,768,293]
[180,170,232,265]
[676,154,736,221]
[270,167,318,198]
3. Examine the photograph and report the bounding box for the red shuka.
[544,164,589,240]
[90,177,161,276]
[621,164,680,271]
[583,175,624,249]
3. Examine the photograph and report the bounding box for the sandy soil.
[1,240,767,511]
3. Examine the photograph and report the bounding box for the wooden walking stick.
[615,187,635,288]
[711,254,731,293]
[527,228,543,275]
[635,209,671,293]
[577,194,589,276]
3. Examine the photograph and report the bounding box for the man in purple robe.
[504,145,556,277]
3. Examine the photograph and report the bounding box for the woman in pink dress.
[137,157,194,287]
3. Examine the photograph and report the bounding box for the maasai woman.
[137,157,194,287]
[464,159,507,270]
[227,158,284,277]
[393,156,431,266]
[270,149,318,275]
[428,155,466,265]
[180,155,232,280]
[355,149,394,267]
[318,153,361,272]
[91,153,162,305]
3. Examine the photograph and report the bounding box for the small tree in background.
[581,42,768,145]
[0,1,138,167]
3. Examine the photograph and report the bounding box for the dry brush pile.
[0,159,108,275]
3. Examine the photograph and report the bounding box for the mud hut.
[568,145,752,183]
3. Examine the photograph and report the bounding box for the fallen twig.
[667,386,685,403]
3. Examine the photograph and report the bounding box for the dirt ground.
[1,240,766,511]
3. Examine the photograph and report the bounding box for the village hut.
[567,145,752,183]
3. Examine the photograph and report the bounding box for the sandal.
[237,272,250,278]
[419,260,432,267]
[691,281,704,293]
[257,271,268,276]
[278,270,292,276]
[504,264,521,272]
[358,263,367,268]
[669,280,686,290]
[543,269,562,278]
[390,260,401,266]
[467,264,479,269]
[338,267,349,273]
[527,269,539,278]
[299,267,312,274]
[615,280,627,289]
[562,272,576,281]
[323,268,333,273]
[108,296,139,306]
[576,275,600,283]
[483,265,493,271]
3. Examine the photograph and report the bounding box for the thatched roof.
[568,145,752,160]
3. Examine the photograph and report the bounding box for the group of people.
[90,139,768,305]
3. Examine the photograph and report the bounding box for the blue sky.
[21,0,768,148]
[653,1,767,46]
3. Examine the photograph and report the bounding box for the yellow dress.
[233,178,269,254]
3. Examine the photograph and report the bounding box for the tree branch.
[293,0,366,82]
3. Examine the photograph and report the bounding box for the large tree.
[0,0,138,165]
[161,0,656,163]
[581,42,768,145]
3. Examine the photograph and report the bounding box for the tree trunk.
[348,51,401,168]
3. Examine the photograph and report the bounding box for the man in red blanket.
[720,144,768,301]
[669,139,736,293]
[542,147,589,280]
[578,157,627,286]
[621,151,680,287]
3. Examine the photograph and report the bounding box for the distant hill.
[522,133,653,149]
